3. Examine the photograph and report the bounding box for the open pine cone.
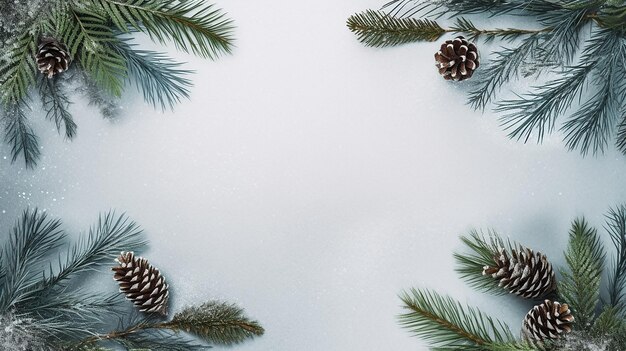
[113,251,170,315]
[36,38,71,78]
[482,246,556,299]
[522,300,574,344]
[434,36,479,81]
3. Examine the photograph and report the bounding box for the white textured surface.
[2,1,626,350]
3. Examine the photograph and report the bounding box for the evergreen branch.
[495,63,593,144]
[561,31,626,155]
[454,230,508,295]
[39,76,77,139]
[163,301,265,346]
[347,10,445,47]
[2,101,41,168]
[558,218,604,330]
[450,17,548,43]
[0,32,38,105]
[32,212,145,297]
[399,288,515,348]
[347,11,546,48]
[65,7,128,96]
[617,113,626,154]
[90,0,234,59]
[606,205,626,312]
[111,41,192,110]
[0,209,64,312]
[383,0,565,18]
[468,34,542,111]
[591,306,623,338]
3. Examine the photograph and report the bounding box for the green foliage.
[558,219,605,330]
[164,301,265,345]
[453,230,508,296]
[0,0,235,168]
[349,0,626,156]
[0,208,263,350]
[347,10,445,46]
[399,288,516,348]
[400,205,626,350]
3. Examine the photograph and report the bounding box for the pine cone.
[482,246,556,299]
[522,300,574,344]
[113,251,169,315]
[36,38,71,78]
[434,36,479,81]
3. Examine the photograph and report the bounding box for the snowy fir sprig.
[0,0,234,168]
[0,209,263,350]
[347,0,626,156]
[399,205,626,350]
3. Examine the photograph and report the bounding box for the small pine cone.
[36,38,71,78]
[434,36,479,81]
[522,300,574,344]
[482,246,556,299]
[113,252,169,315]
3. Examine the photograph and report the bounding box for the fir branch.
[450,17,548,43]
[0,32,38,105]
[39,76,77,139]
[0,209,64,312]
[76,301,263,349]
[495,62,593,144]
[111,41,192,110]
[90,0,234,60]
[454,230,508,296]
[606,205,626,312]
[399,288,515,348]
[164,301,265,346]
[591,306,623,338]
[64,6,128,97]
[347,10,445,47]
[2,101,41,168]
[558,218,605,330]
[617,114,626,154]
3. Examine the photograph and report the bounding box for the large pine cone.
[434,36,479,81]
[36,38,71,78]
[113,252,170,315]
[522,300,574,344]
[482,246,556,299]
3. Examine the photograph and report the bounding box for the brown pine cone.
[482,246,556,299]
[113,251,170,315]
[36,38,71,78]
[522,300,574,344]
[434,36,479,81]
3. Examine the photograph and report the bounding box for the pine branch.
[164,301,265,346]
[0,209,65,312]
[76,301,263,349]
[90,0,234,60]
[591,306,623,338]
[454,230,508,296]
[606,205,626,312]
[39,76,77,139]
[22,212,145,306]
[347,10,445,47]
[617,113,626,154]
[398,288,515,348]
[468,34,542,111]
[558,218,605,330]
[450,17,548,43]
[111,41,192,110]
[561,30,626,155]
[2,101,41,168]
